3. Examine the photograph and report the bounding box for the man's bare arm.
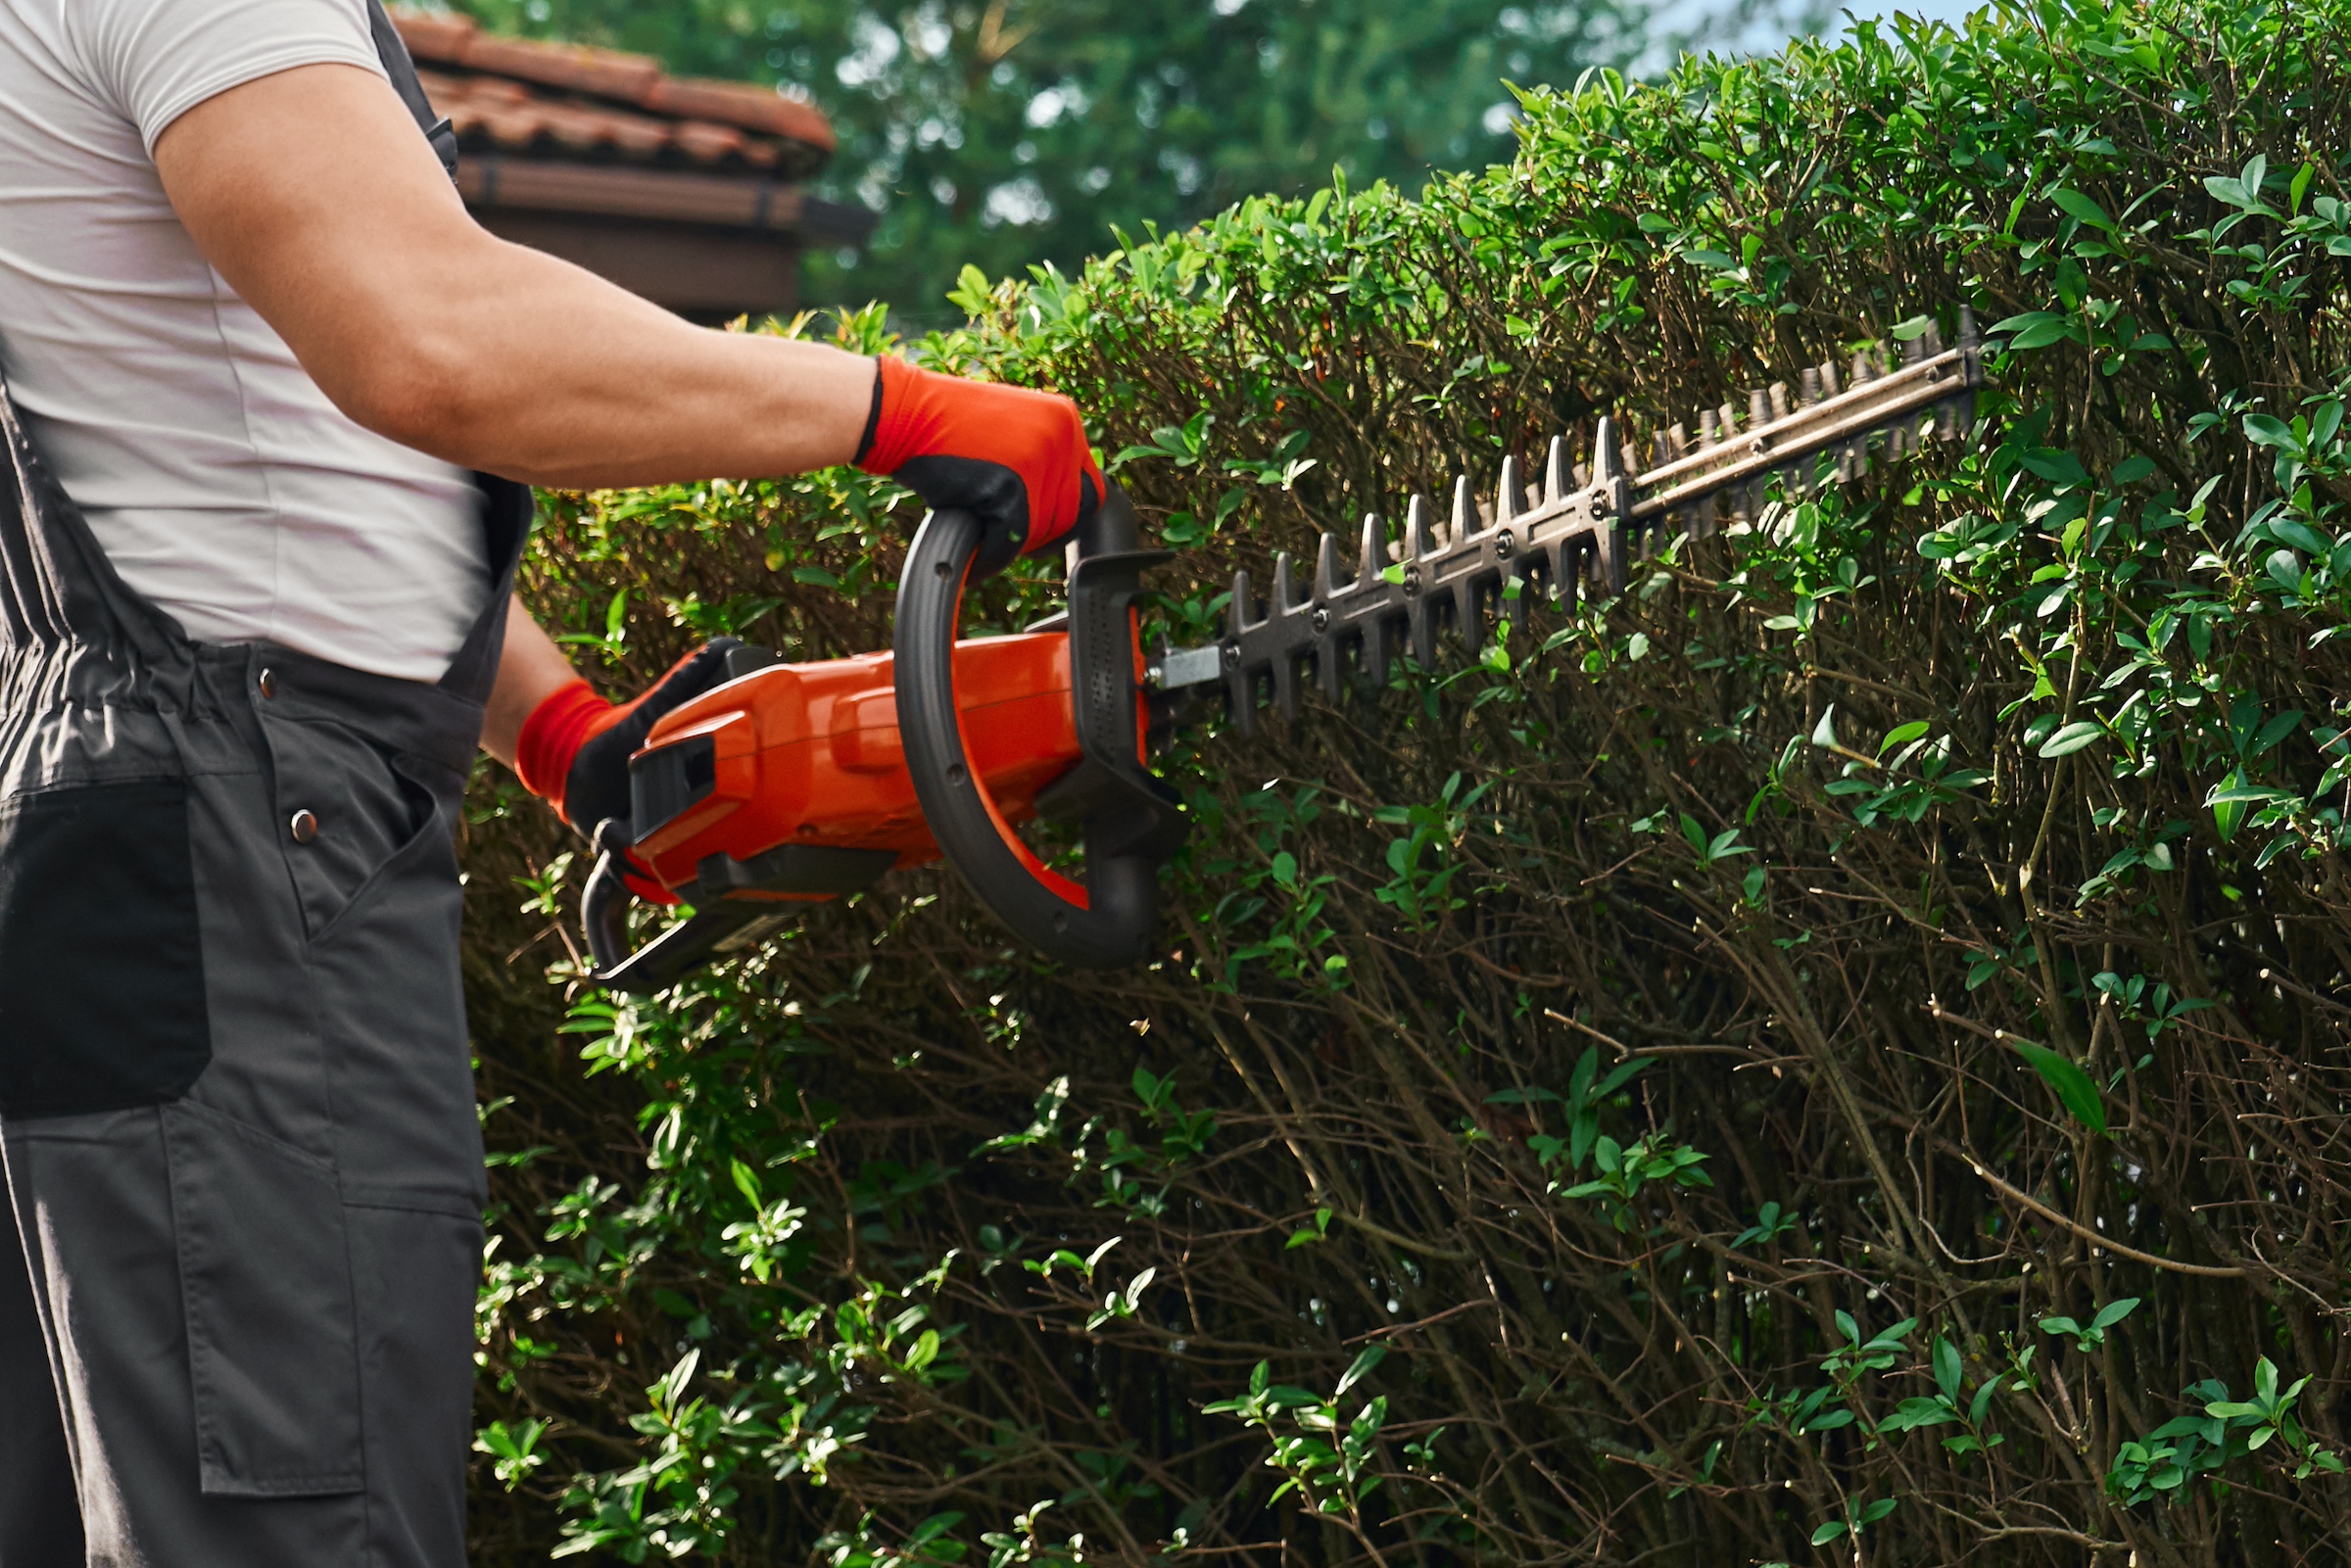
[153,63,874,489]
[481,601,584,766]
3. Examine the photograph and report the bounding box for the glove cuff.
[858,356,936,476]
[515,678,611,820]
[853,358,886,466]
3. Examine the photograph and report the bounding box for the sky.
[1835,0,1982,25]
[1644,0,1988,74]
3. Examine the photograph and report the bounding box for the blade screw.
[1494,532,1515,559]
[1311,607,1330,633]
[1403,566,1420,595]
[1221,641,1240,668]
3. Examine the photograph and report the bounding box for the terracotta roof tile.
[456,33,662,102]
[642,78,833,149]
[391,7,835,170]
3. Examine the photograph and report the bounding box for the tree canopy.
[451,0,1815,317]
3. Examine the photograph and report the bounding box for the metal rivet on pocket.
[288,810,319,844]
[258,668,277,699]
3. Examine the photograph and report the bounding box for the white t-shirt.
[0,0,489,682]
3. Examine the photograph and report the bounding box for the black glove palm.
[561,638,748,835]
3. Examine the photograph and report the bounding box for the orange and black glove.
[856,356,1104,577]
[514,640,746,903]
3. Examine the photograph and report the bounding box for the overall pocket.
[161,1098,364,1497]
[261,711,440,942]
[0,780,211,1118]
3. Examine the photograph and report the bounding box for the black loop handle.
[895,492,1185,968]
[582,817,635,974]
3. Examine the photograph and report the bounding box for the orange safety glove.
[514,640,747,903]
[856,356,1104,576]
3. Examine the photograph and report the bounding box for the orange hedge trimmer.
[584,311,1985,989]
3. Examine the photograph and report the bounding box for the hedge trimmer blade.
[1155,309,1986,732]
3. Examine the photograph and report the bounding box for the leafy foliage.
[465,0,2351,1562]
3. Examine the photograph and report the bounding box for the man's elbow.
[329,328,482,462]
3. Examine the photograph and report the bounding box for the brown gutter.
[457,157,804,230]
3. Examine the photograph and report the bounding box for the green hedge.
[462,0,2351,1561]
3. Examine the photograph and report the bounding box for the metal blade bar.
[1157,308,1984,736]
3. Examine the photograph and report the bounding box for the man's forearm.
[353,240,877,488]
[482,600,585,766]
[155,64,874,489]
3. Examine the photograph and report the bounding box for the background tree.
[449,0,1822,319]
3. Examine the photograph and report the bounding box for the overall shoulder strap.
[364,0,458,178]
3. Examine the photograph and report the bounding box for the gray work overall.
[0,16,525,1562]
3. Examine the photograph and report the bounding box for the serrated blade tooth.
[1574,458,1592,487]
[1922,319,1944,356]
[1769,381,1790,421]
[1799,366,1822,407]
[1407,493,1436,559]
[1310,539,1343,700]
[1496,455,1521,524]
[1958,305,1979,351]
[1592,413,1625,483]
[1544,436,1567,503]
[1358,512,1384,586]
[1456,580,1485,649]
[1546,536,1576,608]
[1361,610,1391,694]
[1225,567,1257,737]
[1449,475,1473,547]
[1410,592,1439,670]
[1272,550,1301,614]
[1590,415,1627,591]
[1692,410,1721,534]
[1749,388,1771,429]
[1819,358,1842,397]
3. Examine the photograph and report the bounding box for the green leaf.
[1994,311,2079,351]
[1810,1520,1849,1545]
[2049,186,2114,230]
[1335,1345,1387,1398]
[2039,721,2105,759]
[1934,1336,1963,1401]
[2009,1039,2108,1134]
[2271,518,2331,555]
[1879,720,1931,755]
[2243,413,2297,450]
[2090,1296,2142,1332]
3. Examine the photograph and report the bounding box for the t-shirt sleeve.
[63,0,389,154]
